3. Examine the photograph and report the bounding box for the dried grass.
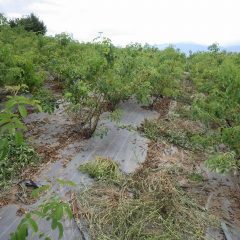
[77,159,215,240]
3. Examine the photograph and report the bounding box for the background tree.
[208,43,220,53]
[9,13,47,35]
[0,13,8,26]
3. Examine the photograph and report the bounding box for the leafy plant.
[33,88,59,114]
[10,197,72,240]
[10,179,75,240]
[0,96,42,157]
[205,152,237,174]
[0,96,42,189]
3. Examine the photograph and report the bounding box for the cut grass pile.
[140,118,215,151]
[79,156,123,183]
[78,158,215,240]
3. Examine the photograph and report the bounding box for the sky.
[0,0,240,46]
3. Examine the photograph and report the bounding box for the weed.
[205,152,237,174]
[79,157,123,183]
[187,172,204,182]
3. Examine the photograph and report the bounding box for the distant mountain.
[223,45,240,52]
[155,43,240,54]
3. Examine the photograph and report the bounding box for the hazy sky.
[0,0,239,46]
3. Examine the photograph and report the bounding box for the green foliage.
[31,185,51,198]
[208,43,220,53]
[108,109,123,123]
[187,172,204,182]
[9,13,47,35]
[0,137,40,190]
[0,27,45,88]
[33,88,58,114]
[11,180,75,240]
[56,178,77,187]
[188,48,240,173]
[0,13,8,26]
[0,96,41,189]
[205,152,237,174]
[10,197,72,240]
[0,96,41,157]
[79,157,122,182]
[221,126,240,155]
[1,14,239,175]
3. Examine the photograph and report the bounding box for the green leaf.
[56,222,63,239]
[15,132,24,145]
[10,233,17,240]
[31,185,50,198]
[28,218,38,232]
[64,205,73,219]
[43,204,51,214]
[51,219,58,230]
[37,104,43,112]
[33,211,45,218]
[17,223,28,240]
[55,206,63,221]
[18,105,28,118]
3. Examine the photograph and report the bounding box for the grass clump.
[187,172,204,183]
[79,156,122,182]
[205,151,237,174]
[77,162,214,240]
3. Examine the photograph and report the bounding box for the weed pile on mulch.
[77,158,215,240]
[139,117,214,151]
